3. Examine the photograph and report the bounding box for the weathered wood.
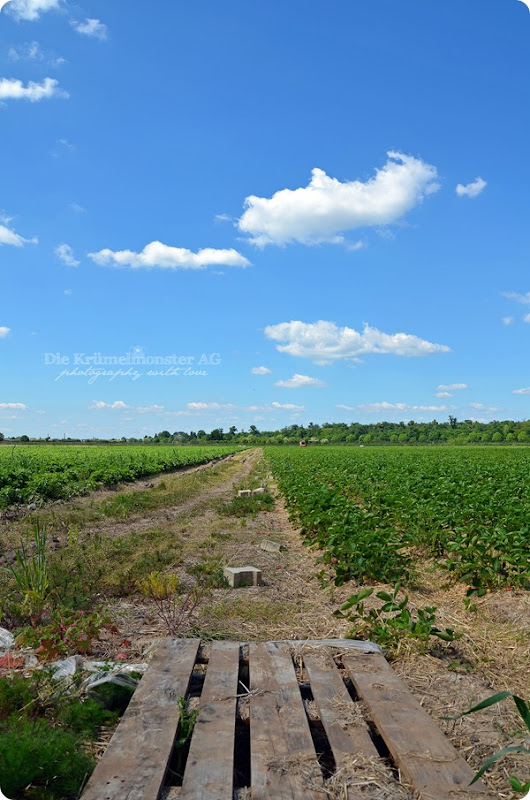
[343,652,495,799]
[249,642,325,800]
[82,638,200,800]
[304,651,380,763]
[180,641,240,800]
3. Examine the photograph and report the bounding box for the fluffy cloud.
[237,151,439,246]
[71,18,107,40]
[274,373,327,389]
[265,320,449,364]
[455,177,487,198]
[0,222,37,247]
[271,401,304,410]
[0,77,68,102]
[90,400,128,410]
[513,388,530,395]
[55,242,79,267]
[186,402,235,410]
[89,241,250,270]
[435,383,467,391]
[0,402,27,410]
[5,0,61,21]
[251,366,271,375]
[0,327,10,338]
[502,316,514,326]
[524,314,530,324]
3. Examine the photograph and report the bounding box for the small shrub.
[335,583,459,656]
[136,571,203,635]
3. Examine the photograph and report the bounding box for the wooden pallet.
[81,639,495,800]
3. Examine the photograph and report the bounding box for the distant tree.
[449,415,458,429]
[0,432,4,442]
[19,434,30,442]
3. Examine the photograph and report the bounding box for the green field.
[0,445,242,508]
[266,446,530,591]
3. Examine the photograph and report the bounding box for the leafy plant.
[444,691,530,792]
[334,583,459,655]
[173,695,200,778]
[15,608,115,660]
[5,522,50,623]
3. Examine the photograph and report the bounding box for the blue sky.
[1,0,530,438]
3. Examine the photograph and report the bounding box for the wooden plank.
[249,642,325,800]
[82,638,200,800]
[344,652,495,799]
[304,651,380,763]
[180,641,240,800]
[304,651,382,800]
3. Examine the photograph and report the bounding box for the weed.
[220,491,274,518]
[444,691,530,792]
[335,583,459,656]
[173,696,199,778]
[5,522,50,623]
[15,608,115,661]
[136,571,203,635]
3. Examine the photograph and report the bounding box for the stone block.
[223,566,262,588]
[260,539,286,553]
[238,489,252,497]
[251,487,266,496]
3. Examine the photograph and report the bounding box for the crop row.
[0,445,242,507]
[265,446,530,590]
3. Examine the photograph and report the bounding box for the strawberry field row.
[0,445,241,507]
[266,446,530,590]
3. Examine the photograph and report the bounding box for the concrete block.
[238,489,252,497]
[251,487,266,496]
[260,539,286,553]
[223,566,262,588]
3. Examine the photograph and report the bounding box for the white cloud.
[271,401,304,410]
[237,151,439,247]
[251,366,271,375]
[436,383,467,391]
[90,400,128,410]
[0,402,27,410]
[336,404,355,411]
[524,313,530,324]
[513,388,530,395]
[435,391,451,398]
[357,401,448,413]
[71,18,107,40]
[455,177,487,198]
[69,202,86,213]
[501,291,530,304]
[64,288,72,295]
[0,222,37,247]
[55,242,79,267]
[186,401,235,410]
[6,0,61,21]
[265,320,450,364]
[502,316,514,325]
[88,241,250,270]
[0,327,10,338]
[8,40,42,61]
[469,402,500,412]
[0,77,68,102]
[274,373,327,389]
[135,404,165,414]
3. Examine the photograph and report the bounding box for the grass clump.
[0,672,121,800]
[220,490,274,518]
